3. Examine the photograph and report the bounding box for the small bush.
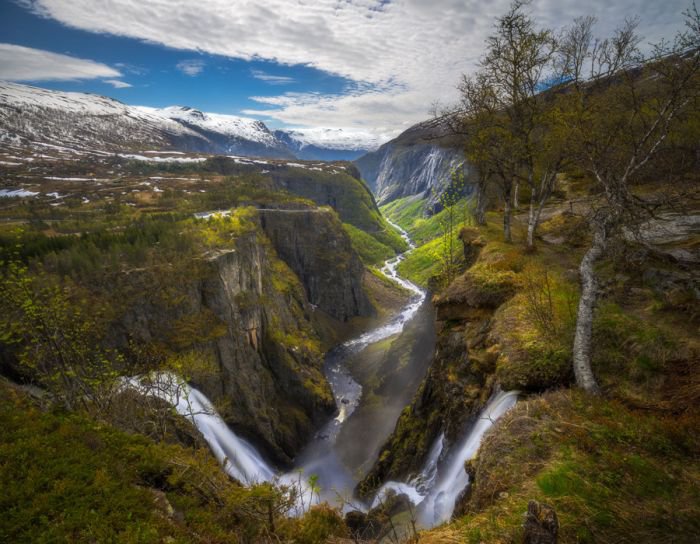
[284,504,349,544]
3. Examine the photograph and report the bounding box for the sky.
[0,0,691,144]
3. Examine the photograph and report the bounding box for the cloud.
[114,62,147,75]
[251,69,294,85]
[18,0,691,139]
[0,43,120,81]
[103,79,132,88]
[176,59,205,76]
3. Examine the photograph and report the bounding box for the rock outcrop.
[354,118,467,206]
[259,208,374,322]
[523,500,559,544]
[115,209,374,464]
[358,233,510,496]
[357,320,497,496]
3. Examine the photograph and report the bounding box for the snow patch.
[0,189,39,198]
[118,153,207,163]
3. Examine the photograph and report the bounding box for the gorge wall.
[355,118,467,206]
[116,208,377,466]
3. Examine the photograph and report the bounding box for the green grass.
[396,236,443,287]
[343,222,406,266]
[443,390,700,544]
[0,383,203,542]
[380,196,475,287]
[380,195,428,232]
[374,216,410,253]
[381,196,472,246]
[0,382,349,543]
[396,231,463,288]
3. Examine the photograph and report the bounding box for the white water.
[344,219,424,349]
[128,221,514,526]
[124,373,275,485]
[372,389,519,527]
[418,389,519,526]
[127,220,426,505]
[287,219,426,507]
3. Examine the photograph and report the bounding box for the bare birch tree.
[557,8,700,393]
[458,0,561,247]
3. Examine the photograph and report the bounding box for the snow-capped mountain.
[275,127,378,161]
[0,82,292,158]
[0,82,386,161]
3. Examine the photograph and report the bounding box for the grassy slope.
[378,175,698,542]
[425,390,700,544]
[381,195,471,287]
[343,220,407,267]
[414,195,700,542]
[382,195,470,245]
[0,381,350,544]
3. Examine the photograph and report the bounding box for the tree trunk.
[572,222,606,394]
[526,188,538,250]
[527,172,556,250]
[503,198,513,243]
[513,180,520,209]
[475,183,487,226]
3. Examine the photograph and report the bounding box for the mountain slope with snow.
[354,117,466,205]
[0,82,293,158]
[274,128,378,161]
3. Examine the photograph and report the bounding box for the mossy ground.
[0,380,350,543]
[343,222,397,266]
[427,390,700,544]
[413,194,700,542]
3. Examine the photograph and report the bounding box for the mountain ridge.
[354,116,466,206]
[0,81,377,161]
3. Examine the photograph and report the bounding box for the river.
[133,220,517,528]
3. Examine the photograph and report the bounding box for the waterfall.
[124,373,276,485]
[125,222,513,528]
[418,389,519,526]
[371,432,444,509]
[370,389,519,527]
[125,221,427,509]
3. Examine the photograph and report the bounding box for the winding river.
[135,220,517,527]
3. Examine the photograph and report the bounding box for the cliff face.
[358,235,509,495]
[354,119,466,206]
[259,208,373,322]
[358,321,497,496]
[357,143,465,205]
[116,209,374,465]
[268,165,383,234]
[195,228,335,465]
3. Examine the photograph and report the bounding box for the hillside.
[1,2,699,543]
[371,170,699,541]
[354,117,466,206]
[0,82,378,161]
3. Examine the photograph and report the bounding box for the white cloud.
[104,79,132,88]
[0,43,120,81]
[19,0,690,140]
[176,59,205,76]
[251,69,294,85]
[114,62,147,75]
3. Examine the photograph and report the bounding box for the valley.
[1,3,699,543]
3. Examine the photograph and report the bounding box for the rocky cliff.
[354,118,466,206]
[116,209,376,465]
[358,232,513,495]
[259,208,373,322]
